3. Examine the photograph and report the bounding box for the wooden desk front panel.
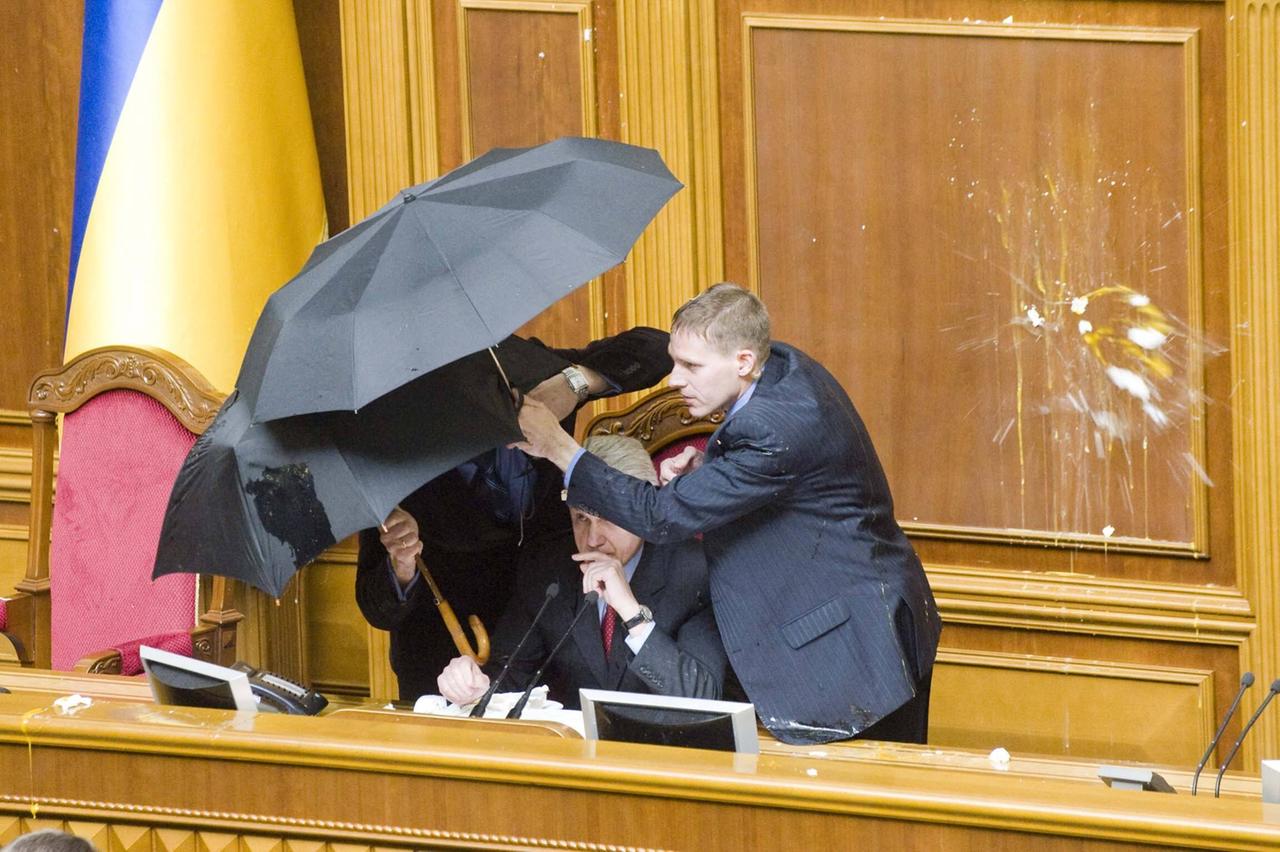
[2,694,1279,851]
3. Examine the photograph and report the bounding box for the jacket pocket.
[780,597,850,650]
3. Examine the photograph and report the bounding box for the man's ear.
[735,348,757,378]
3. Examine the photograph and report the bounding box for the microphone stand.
[1192,672,1253,795]
[1214,679,1280,798]
[470,582,559,718]
[508,591,599,719]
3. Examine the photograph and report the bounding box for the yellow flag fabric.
[65,0,326,392]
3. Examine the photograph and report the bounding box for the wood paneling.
[294,0,351,234]
[930,649,1215,764]
[1227,0,1280,763]
[738,13,1224,577]
[0,1,79,417]
[456,0,602,348]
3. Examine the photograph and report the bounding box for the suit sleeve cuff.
[563,447,587,487]
[623,621,656,653]
[387,559,420,602]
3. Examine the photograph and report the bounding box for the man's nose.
[669,369,687,388]
[585,520,607,547]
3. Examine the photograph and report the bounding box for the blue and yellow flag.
[65,0,326,391]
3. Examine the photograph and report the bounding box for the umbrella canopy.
[154,337,569,598]
[237,136,681,422]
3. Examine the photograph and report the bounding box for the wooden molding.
[927,564,1254,644]
[616,0,725,332]
[0,409,28,427]
[0,448,57,505]
[27,345,224,435]
[1227,0,1280,764]
[339,0,440,222]
[0,798,657,850]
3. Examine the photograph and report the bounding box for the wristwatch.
[622,605,653,631]
[561,365,590,403]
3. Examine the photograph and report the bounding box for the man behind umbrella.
[514,284,942,745]
[356,328,672,702]
[437,435,725,708]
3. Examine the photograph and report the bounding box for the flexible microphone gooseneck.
[470,582,559,718]
[1214,678,1280,798]
[1192,672,1254,795]
[507,591,599,719]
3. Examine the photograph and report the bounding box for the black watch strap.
[622,605,653,631]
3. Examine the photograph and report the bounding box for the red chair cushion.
[651,434,709,476]
[0,598,7,630]
[49,390,199,670]
[113,630,194,677]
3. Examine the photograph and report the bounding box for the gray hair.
[582,434,658,486]
[2,831,98,852]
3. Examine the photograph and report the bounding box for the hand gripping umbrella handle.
[415,555,490,665]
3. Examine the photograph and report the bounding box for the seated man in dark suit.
[514,284,942,745]
[356,329,672,702]
[437,435,726,709]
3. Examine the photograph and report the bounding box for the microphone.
[469,582,559,718]
[508,591,599,719]
[1192,672,1253,795]
[1214,678,1280,797]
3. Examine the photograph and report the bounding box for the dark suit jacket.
[483,531,725,708]
[356,327,673,701]
[567,342,943,744]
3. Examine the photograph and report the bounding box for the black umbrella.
[237,136,681,422]
[153,338,569,598]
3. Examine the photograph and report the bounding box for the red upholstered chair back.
[12,346,234,673]
[583,387,722,475]
[48,390,200,670]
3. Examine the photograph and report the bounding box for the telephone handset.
[230,662,329,715]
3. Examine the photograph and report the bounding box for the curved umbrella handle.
[468,614,491,665]
[415,554,490,664]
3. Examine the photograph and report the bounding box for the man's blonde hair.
[671,283,771,371]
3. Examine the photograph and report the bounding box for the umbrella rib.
[411,206,501,342]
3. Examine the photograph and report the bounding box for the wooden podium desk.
[1,672,1279,851]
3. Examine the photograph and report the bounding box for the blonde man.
[438,435,725,708]
[516,284,941,745]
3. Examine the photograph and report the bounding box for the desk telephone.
[230,662,329,715]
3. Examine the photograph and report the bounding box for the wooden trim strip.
[0,796,660,851]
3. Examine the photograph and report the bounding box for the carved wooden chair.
[583,386,724,473]
[1,345,242,674]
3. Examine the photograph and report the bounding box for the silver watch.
[561,365,590,402]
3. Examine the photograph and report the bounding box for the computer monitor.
[579,689,759,754]
[140,645,257,713]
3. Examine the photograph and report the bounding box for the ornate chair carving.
[583,386,723,470]
[3,345,242,674]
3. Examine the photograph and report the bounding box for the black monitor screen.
[592,703,737,751]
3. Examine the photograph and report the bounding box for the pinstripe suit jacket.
[566,342,941,744]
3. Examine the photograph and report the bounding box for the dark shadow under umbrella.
[153,337,568,599]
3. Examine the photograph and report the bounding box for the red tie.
[601,606,619,656]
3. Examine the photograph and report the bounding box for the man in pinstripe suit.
[515,283,941,745]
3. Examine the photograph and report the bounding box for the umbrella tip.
[401,191,416,204]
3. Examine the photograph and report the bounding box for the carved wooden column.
[615,0,724,331]
[338,0,441,699]
[1228,0,1280,763]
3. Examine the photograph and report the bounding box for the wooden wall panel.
[930,649,1215,764]
[456,0,602,348]
[0,1,78,416]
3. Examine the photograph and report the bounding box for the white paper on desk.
[413,686,555,717]
[413,688,586,736]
